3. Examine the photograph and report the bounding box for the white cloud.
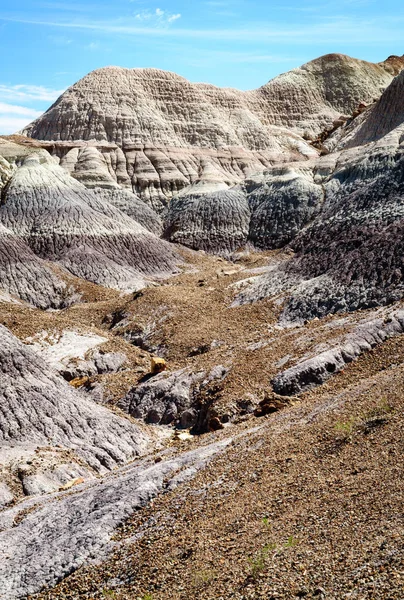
[86,41,100,50]
[0,84,65,103]
[0,116,37,135]
[2,13,404,48]
[0,85,64,135]
[134,7,181,26]
[167,13,181,23]
[0,102,42,117]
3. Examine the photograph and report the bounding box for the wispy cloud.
[134,7,181,26]
[0,102,43,135]
[0,102,42,117]
[0,85,64,134]
[0,84,65,103]
[1,14,402,44]
[0,116,38,134]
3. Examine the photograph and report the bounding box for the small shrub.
[248,551,266,579]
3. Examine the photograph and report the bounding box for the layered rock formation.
[0,51,403,600]
[93,187,163,235]
[246,161,325,249]
[6,54,404,315]
[254,53,404,136]
[234,69,404,322]
[327,68,404,150]
[0,144,76,307]
[238,161,403,323]
[25,55,403,145]
[236,140,404,321]
[24,54,404,209]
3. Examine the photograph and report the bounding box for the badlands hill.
[23,53,404,209]
[24,53,404,144]
[0,52,404,599]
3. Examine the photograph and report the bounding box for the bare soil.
[1,249,403,600]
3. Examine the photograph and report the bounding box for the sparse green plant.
[192,568,216,587]
[248,551,266,579]
[264,542,277,552]
[101,590,116,599]
[262,516,270,528]
[334,417,356,440]
[140,594,153,600]
[284,535,299,548]
[248,543,277,578]
[362,399,394,423]
[358,400,394,433]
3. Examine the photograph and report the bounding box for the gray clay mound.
[93,187,163,235]
[164,188,250,254]
[0,156,180,292]
[247,164,324,249]
[0,324,149,473]
[0,222,73,308]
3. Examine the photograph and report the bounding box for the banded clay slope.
[236,70,404,322]
[164,187,250,254]
[22,67,316,210]
[0,324,149,473]
[24,54,404,145]
[327,68,404,150]
[237,143,404,322]
[163,160,326,255]
[23,67,290,148]
[0,222,74,308]
[0,142,76,307]
[255,53,404,135]
[0,152,181,294]
[23,54,404,208]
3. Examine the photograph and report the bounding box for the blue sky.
[0,0,403,134]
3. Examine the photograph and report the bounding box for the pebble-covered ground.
[30,352,404,599]
[1,251,400,600]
